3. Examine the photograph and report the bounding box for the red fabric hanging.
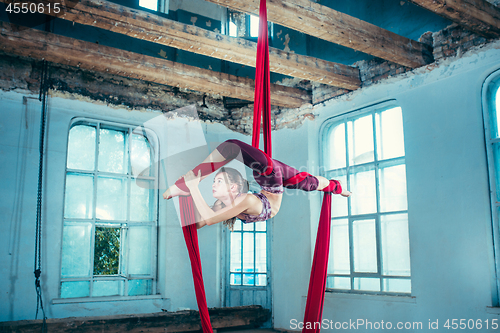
[180,196,214,333]
[252,0,272,157]
[178,0,332,332]
[302,193,332,333]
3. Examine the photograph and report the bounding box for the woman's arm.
[188,186,251,226]
[184,171,253,226]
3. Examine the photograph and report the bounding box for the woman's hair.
[213,167,249,231]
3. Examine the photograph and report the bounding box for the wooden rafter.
[408,0,500,38]
[203,0,434,68]
[0,22,310,108]
[0,0,360,90]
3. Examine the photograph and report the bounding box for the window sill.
[325,291,416,304]
[52,294,165,304]
[486,307,500,315]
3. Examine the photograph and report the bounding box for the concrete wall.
[269,40,500,331]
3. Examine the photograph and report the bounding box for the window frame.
[482,69,500,306]
[138,0,169,13]
[226,9,273,42]
[59,117,160,300]
[319,101,411,296]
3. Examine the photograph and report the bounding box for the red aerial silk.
[179,197,214,333]
[302,193,332,333]
[179,0,332,332]
[253,0,272,157]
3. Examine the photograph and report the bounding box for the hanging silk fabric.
[252,0,272,157]
[179,198,213,333]
[251,1,333,332]
[179,0,332,332]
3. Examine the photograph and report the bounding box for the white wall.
[270,41,500,331]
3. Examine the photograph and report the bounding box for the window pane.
[383,278,411,293]
[256,274,267,286]
[233,219,242,231]
[331,174,348,217]
[139,0,157,11]
[231,273,242,285]
[243,233,255,272]
[327,276,350,290]
[376,107,405,160]
[349,168,376,215]
[61,223,92,277]
[381,214,411,276]
[93,280,124,297]
[353,219,377,273]
[255,233,266,273]
[230,232,241,272]
[128,279,152,296]
[60,281,90,298]
[64,173,93,219]
[249,15,259,38]
[353,277,380,292]
[329,219,350,275]
[98,128,127,174]
[94,226,120,275]
[493,142,500,201]
[493,85,500,138]
[255,221,266,231]
[67,125,95,171]
[130,180,153,221]
[229,21,238,37]
[327,123,346,170]
[243,273,254,286]
[379,164,408,212]
[348,115,374,165]
[130,134,152,177]
[128,226,152,275]
[96,177,127,220]
[243,221,254,231]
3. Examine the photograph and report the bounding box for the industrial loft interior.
[1,0,500,332]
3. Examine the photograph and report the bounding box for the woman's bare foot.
[162,184,190,199]
[340,189,352,198]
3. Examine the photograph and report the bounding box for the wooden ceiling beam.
[0,0,360,89]
[408,0,500,38]
[0,22,310,108]
[203,0,434,68]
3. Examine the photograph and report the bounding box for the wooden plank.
[408,0,500,38]
[0,22,310,108]
[203,0,434,68]
[0,0,360,89]
[0,305,271,333]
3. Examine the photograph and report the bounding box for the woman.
[163,139,351,229]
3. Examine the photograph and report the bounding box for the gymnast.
[163,139,351,229]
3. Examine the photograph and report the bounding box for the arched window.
[482,70,500,304]
[321,103,411,294]
[60,119,159,299]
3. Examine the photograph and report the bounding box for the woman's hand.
[162,184,190,199]
[341,189,352,198]
[183,170,202,191]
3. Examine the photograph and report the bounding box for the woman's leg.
[164,140,274,198]
[272,159,349,195]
